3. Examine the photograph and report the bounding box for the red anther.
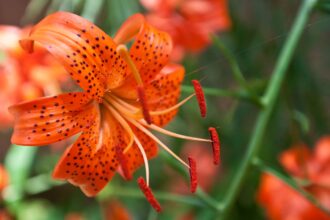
[192,80,206,118]
[137,177,162,212]
[188,157,197,193]
[115,146,132,180]
[19,39,34,53]
[208,127,220,165]
[137,86,152,124]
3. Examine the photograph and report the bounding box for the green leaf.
[46,0,62,14]
[24,173,64,195]
[317,0,330,13]
[80,0,105,23]
[20,0,50,25]
[293,110,310,134]
[4,145,37,204]
[17,200,57,220]
[106,0,141,35]
[253,158,330,216]
[58,0,82,12]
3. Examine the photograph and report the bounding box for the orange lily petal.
[146,63,185,126]
[315,136,330,163]
[23,12,129,101]
[124,126,158,176]
[9,92,93,146]
[279,145,311,178]
[113,14,173,99]
[53,105,130,196]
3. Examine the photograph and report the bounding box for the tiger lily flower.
[140,0,231,60]
[0,25,67,127]
[10,12,220,210]
[257,137,330,220]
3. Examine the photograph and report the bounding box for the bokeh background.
[0,0,329,219]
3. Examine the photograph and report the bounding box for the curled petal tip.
[19,39,34,53]
[188,157,198,193]
[137,177,162,212]
[208,127,220,165]
[192,80,207,118]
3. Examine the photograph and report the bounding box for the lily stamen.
[110,94,140,112]
[125,116,190,169]
[188,157,198,193]
[137,177,162,212]
[149,94,196,116]
[134,135,150,186]
[208,127,220,165]
[115,146,132,180]
[103,101,135,153]
[105,94,142,119]
[192,80,207,118]
[140,120,212,143]
[116,44,152,124]
[116,44,143,86]
[137,85,152,124]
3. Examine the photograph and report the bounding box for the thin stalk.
[99,186,205,207]
[211,35,247,88]
[195,188,221,212]
[219,0,317,219]
[181,85,263,107]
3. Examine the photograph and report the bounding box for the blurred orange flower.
[170,142,220,193]
[65,213,85,220]
[140,0,231,60]
[257,136,330,220]
[103,200,132,220]
[0,25,68,128]
[0,164,9,194]
[9,12,217,211]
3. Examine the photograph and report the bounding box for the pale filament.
[139,120,212,143]
[94,103,104,153]
[109,93,140,112]
[116,44,143,85]
[125,116,190,169]
[134,135,150,186]
[149,94,196,116]
[108,92,196,118]
[105,94,142,120]
[103,100,135,153]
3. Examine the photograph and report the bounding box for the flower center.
[99,44,220,211]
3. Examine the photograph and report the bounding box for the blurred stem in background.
[181,85,264,107]
[218,0,319,219]
[211,35,247,89]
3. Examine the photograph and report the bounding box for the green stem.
[211,35,247,88]
[98,186,205,207]
[219,0,317,219]
[195,188,221,212]
[181,85,264,107]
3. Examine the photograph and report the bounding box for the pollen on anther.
[115,146,132,180]
[137,177,162,212]
[188,157,197,193]
[137,86,152,124]
[208,127,220,165]
[192,80,207,118]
